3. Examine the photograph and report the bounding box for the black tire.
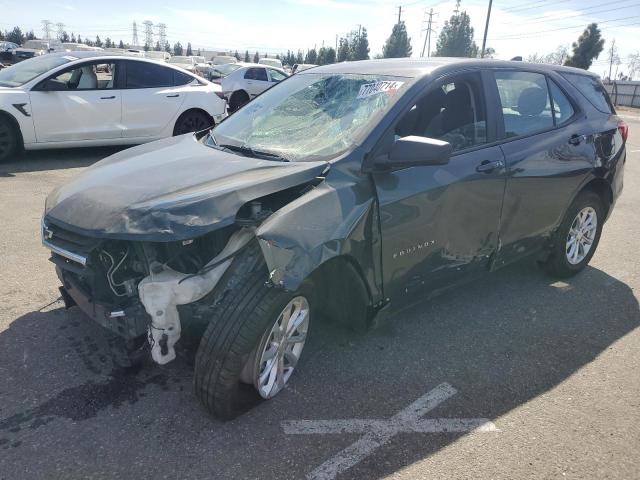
[228,90,249,113]
[193,241,311,420]
[541,190,604,278]
[173,110,213,136]
[0,115,19,163]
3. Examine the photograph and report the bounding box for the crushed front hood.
[45,135,328,241]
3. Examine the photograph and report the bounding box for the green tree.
[95,35,102,47]
[351,27,370,60]
[119,39,125,49]
[25,30,36,41]
[77,35,82,44]
[234,49,240,60]
[296,50,304,63]
[564,23,605,70]
[6,27,25,45]
[154,40,160,51]
[253,51,260,62]
[0,31,4,41]
[383,21,412,58]
[71,32,76,43]
[337,37,349,62]
[60,31,70,42]
[164,42,171,53]
[244,50,250,62]
[186,42,193,56]
[434,2,478,57]
[305,48,318,64]
[104,37,112,48]
[174,42,183,56]
[143,42,150,52]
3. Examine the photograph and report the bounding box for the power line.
[500,1,640,27]
[502,0,570,13]
[491,15,640,39]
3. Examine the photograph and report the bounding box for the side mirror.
[374,136,452,172]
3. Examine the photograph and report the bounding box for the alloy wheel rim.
[253,296,309,399]
[565,206,597,265]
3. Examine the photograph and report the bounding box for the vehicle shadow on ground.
[0,260,637,479]
[0,147,128,177]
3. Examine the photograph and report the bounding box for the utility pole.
[335,34,338,51]
[157,23,167,51]
[142,20,154,49]
[422,8,434,58]
[56,22,65,40]
[132,21,139,47]
[608,39,616,80]
[41,20,53,40]
[397,5,402,24]
[481,0,493,58]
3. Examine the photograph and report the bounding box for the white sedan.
[214,63,288,112]
[0,52,227,162]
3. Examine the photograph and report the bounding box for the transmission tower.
[421,9,437,57]
[142,20,154,48]
[132,21,139,47]
[56,22,65,40]
[41,20,53,40]
[157,23,167,50]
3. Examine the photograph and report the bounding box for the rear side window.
[561,73,614,114]
[125,61,173,88]
[495,71,553,138]
[244,67,268,81]
[173,70,193,86]
[548,80,574,125]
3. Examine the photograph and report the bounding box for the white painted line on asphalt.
[282,383,499,480]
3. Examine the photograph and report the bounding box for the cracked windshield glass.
[208,73,408,161]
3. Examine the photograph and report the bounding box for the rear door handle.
[100,95,116,99]
[569,134,586,145]
[166,94,180,98]
[476,159,504,173]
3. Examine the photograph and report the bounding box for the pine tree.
[296,50,304,63]
[234,49,240,60]
[244,50,250,62]
[351,27,370,60]
[164,42,171,53]
[253,51,260,62]
[337,37,350,62]
[564,23,605,70]
[306,48,318,64]
[95,35,102,47]
[6,27,24,45]
[154,40,161,51]
[60,31,70,42]
[144,43,150,52]
[434,2,478,57]
[25,30,36,41]
[77,35,82,44]
[174,42,183,56]
[325,47,336,64]
[186,42,193,56]
[383,21,412,58]
[71,33,76,43]
[119,39,125,49]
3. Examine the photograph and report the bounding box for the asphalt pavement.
[0,114,639,480]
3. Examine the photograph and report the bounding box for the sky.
[1,0,639,77]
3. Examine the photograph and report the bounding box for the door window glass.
[125,61,173,88]
[495,71,553,137]
[560,72,613,114]
[244,67,268,81]
[269,69,287,82]
[395,74,488,152]
[49,62,116,90]
[548,80,574,125]
[173,70,194,86]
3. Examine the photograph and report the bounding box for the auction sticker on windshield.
[357,81,404,99]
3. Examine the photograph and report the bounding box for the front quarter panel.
[0,89,36,145]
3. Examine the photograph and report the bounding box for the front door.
[120,60,185,138]
[243,67,271,98]
[30,60,122,142]
[373,71,506,302]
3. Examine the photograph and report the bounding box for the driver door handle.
[166,94,180,98]
[476,159,504,173]
[100,95,116,100]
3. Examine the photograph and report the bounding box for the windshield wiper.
[217,144,289,162]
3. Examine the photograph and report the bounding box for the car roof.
[306,57,600,79]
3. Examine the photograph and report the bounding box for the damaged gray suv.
[42,58,626,419]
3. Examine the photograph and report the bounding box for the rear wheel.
[541,191,604,277]
[0,116,19,163]
[173,110,213,136]
[193,242,312,420]
[228,90,250,113]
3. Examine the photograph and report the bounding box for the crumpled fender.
[256,167,382,301]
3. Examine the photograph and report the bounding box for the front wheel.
[173,110,213,136]
[541,191,604,278]
[193,243,312,420]
[0,116,19,163]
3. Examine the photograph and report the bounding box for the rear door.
[243,67,271,98]
[120,60,186,138]
[490,69,595,267]
[373,70,507,302]
[29,60,122,142]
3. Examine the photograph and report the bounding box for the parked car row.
[0,51,227,162]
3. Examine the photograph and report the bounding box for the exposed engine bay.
[45,181,322,365]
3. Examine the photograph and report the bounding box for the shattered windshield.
[208,73,409,162]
